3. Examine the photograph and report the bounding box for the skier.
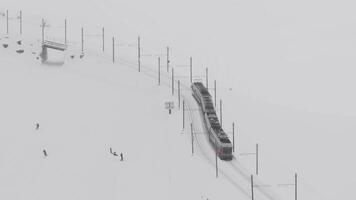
[35,123,40,130]
[43,149,47,157]
[120,153,123,161]
[110,147,113,154]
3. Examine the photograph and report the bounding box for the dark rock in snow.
[3,44,8,48]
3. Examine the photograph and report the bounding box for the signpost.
[165,101,175,114]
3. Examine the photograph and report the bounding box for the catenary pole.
[183,100,185,129]
[102,27,105,51]
[138,36,141,72]
[190,56,193,83]
[158,57,161,85]
[216,150,218,178]
[191,123,194,155]
[6,10,9,35]
[220,100,223,127]
[214,80,217,108]
[64,19,67,44]
[256,143,259,175]
[233,122,235,152]
[295,173,298,200]
[112,37,115,63]
[251,175,254,200]
[172,68,174,95]
[206,67,208,88]
[178,80,181,109]
[166,46,169,72]
[19,10,22,35]
[81,27,84,53]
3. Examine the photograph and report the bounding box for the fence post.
[206,67,208,88]
[295,173,298,200]
[214,80,217,108]
[6,10,9,35]
[216,150,218,178]
[183,100,185,129]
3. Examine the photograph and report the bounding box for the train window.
[223,147,232,154]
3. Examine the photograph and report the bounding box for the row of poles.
[6,10,299,200]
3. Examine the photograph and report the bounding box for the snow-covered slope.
[1,0,356,199]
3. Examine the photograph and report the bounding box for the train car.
[191,82,233,160]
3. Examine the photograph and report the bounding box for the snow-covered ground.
[1,0,356,199]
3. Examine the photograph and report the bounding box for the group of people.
[36,122,124,161]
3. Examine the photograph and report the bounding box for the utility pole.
[172,68,174,95]
[64,19,67,44]
[256,143,259,175]
[206,67,208,88]
[6,10,9,35]
[251,175,254,200]
[178,80,181,109]
[19,10,22,35]
[215,150,218,178]
[214,80,217,108]
[138,36,141,72]
[112,37,115,63]
[232,122,235,152]
[295,173,298,200]
[158,57,161,85]
[191,123,194,155]
[220,100,223,127]
[183,100,185,129]
[102,27,105,52]
[81,27,84,54]
[166,46,169,72]
[190,56,193,83]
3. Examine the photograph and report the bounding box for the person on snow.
[35,123,40,130]
[43,149,47,157]
[120,153,123,161]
